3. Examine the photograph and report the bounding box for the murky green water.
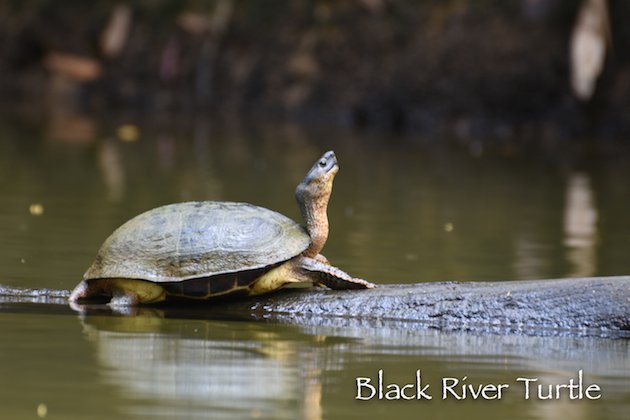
[0,114,629,419]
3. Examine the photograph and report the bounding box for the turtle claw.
[298,256,375,290]
[352,278,377,289]
[329,276,375,290]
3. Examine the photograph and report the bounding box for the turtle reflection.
[77,309,358,420]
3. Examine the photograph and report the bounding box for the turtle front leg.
[312,254,332,287]
[298,256,376,289]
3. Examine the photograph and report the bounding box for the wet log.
[1,276,628,338]
[226,276,630,337]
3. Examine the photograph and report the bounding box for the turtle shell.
[84,201,310,283]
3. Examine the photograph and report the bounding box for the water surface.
[0,115,628,419]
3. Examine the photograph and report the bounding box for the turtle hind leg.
[69,278,166,305]
[108,279,166,305]
[69,279,136,305]
[69,279,108,302]
[109,289,141,306]
[298,257,376,290]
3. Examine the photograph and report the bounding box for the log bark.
[220,276,630,338]
[1,276,629,338]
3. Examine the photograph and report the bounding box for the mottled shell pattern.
[84,201,311,283]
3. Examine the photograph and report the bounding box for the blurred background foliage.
[1,0,629,137]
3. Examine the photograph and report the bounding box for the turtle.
[69,150,375,305]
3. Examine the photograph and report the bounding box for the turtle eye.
[318,158,327,168]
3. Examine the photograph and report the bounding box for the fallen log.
[1,276,629,338]
[221,276,630,338]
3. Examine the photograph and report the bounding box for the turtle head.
[295,151,339,257]
[299,150,338,195]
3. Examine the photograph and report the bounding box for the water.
[0,114,628,419]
